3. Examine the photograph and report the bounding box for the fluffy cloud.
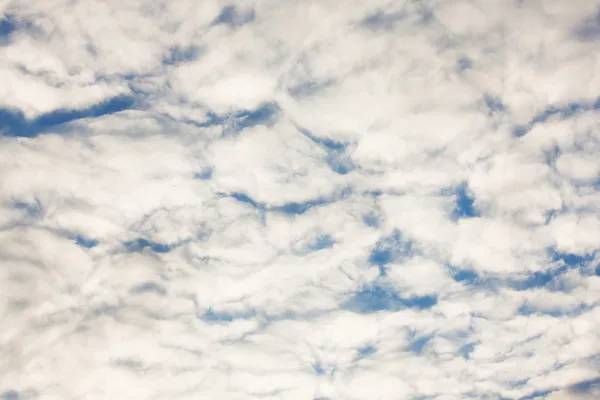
[1,0,599,399]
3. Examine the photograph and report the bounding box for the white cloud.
[1,0,599,399]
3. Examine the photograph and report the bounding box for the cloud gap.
[1,391,20,400]
[518,302,593,317]
[312,362,326,376]
[483,94,506,116]
[406,333,432,355]
[123,238,172,253]
[130,281,166,296]
[519,388,556,400]
[12,200,44,218]
[459,342,477,360]
[355,344,377,359]
[446,265,481,284]
[513,97,600,137]
[361,10,404,31]
[305,234,336,252]
[193,167,213,180]
[298,127,355,174]
[162,46,202,66]
[457,57,473,71]
[227,192,265,211]
[74,234,99,249]
[452,182,480,219]
[203,103,280,136]
[213,5,255,28]
[0,95,135,137]
[368,230,413,270]
[342,282,437,314]
[202,307,257,322]
[0,14,18,45]
[573,8,600,41]
[568,377,600,396]
[298,127,347,151]
[288,80,336,98]
[224,189,350,215]
[363,212,381,228]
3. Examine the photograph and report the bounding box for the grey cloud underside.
[1,0,600,399]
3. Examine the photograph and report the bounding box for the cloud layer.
[1,1,599,399]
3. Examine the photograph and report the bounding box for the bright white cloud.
[1,0,599,399]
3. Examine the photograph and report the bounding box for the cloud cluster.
[1,0,599,399]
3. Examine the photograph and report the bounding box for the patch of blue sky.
[130,281,166,296]
[1,391,20,400]
[214,5,255,27]
[0,14,18,44]
[123,238,172,253]
[574,9,600,41]
[368,230,413,269]
[447,265,480,285]
[193,167,213,180]
[458,342,477,360]
[355,344,377,359]
[162,45,202,66]
[343,283,437,314]
[74,234,99,249]
[12,200,43,218]
[363,212,380,228]
[452,182,480,219]
[518,302,593,318]
[513,96,600,137]
[483,94,506,115]
[202,307,257,323]
[406,334,431,355]
[361,10,404,31]
[0,95,135,137]
[306,234,336,252]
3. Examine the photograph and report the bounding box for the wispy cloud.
[1,0,599,399]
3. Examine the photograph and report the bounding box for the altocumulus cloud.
[1,0,600,399]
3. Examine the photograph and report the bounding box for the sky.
[0,0,600,399]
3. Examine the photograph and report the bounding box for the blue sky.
[1,1,600,400]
